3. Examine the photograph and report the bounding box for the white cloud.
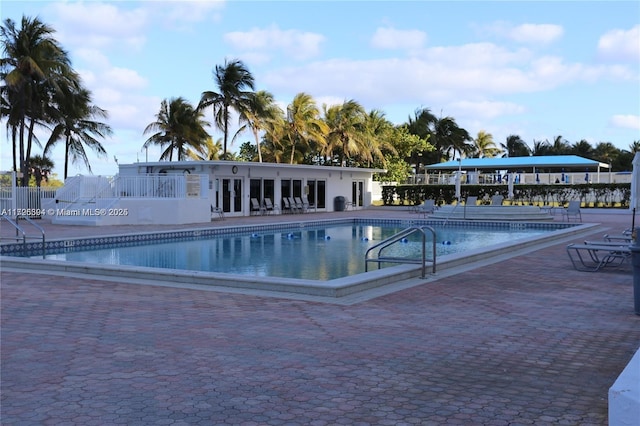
[160,0,225,26]
[225,25,325,61]
[508,23,564,44]
[449,100,526,120]
[370,27,427,50]
[50,2,148,51]
[609,114,640,130]
[598,25,640,62]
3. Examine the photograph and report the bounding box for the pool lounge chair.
[251,198,265,216]
[466,196,477,206]
[566,242,630,272]
[282,198,293,214]
[263,198,279,215]
[491,195,503,206]
[294,197,307,213]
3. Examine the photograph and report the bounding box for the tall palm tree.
[143,97,209,161]
[433,116,472,160]
[232,90,282,163]
[284,93,328,164]
[1,15,75,185]
[361,109,396,167]
[199,59,254,160]
[571,139,594,158]
[188,137,222,161]
[323,99,368,166]
[501,134,530,157]
[472,130,500,158]
[531,139,552,156]
[44,84,112,179]
[550,135,571,155]
[27,153,53,186]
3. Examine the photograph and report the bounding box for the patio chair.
[561,201,582,222]
[263,198,279,215]
[466,196,477,206]
[491,195,504,206]
[282,198,293,214]
[417,199,437,217]
[302,195,314,212]
[288,197,300,213]
[211,205,224,220]
[294,197,308,213]
[250,198,265,216]
[566,242,630,272]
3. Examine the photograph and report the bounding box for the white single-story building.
[49,161,385,225]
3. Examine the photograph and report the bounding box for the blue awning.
[424,155,609,171]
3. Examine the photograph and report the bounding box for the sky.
[1,0,639,179]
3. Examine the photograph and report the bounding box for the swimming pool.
[1,218,595,298]
[28,222,551,280]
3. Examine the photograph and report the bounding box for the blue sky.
[2,0,639,178]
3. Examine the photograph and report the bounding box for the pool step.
[428,205,555,221]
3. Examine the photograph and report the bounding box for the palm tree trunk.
[64,137,70,180]
[253,129,262,163]
[18,119,26,186]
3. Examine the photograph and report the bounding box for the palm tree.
[361,109,397,167]
[531,139,552,156]
[283,93,328,164]
[550,135,571,155]
[44,84,112,179]
[571,139,594,158]
[323,99,368,166]
[232,90,282,163]
[433,116,472,160]
[1,15,75,185]
[143,97,209,161]
[629,140,640,153]
[27,154,53,186]
[501,134,530,157]
[199,59,255,160]
[188,137,222,161]
[472,130,500,158]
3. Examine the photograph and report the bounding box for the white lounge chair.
[491,195,503,206]
[566,242,630,272]
[294,197,307,213]
[250,198,265,216]
[561,201,582,222]
[263,198,279,215]
[466,196,477,206]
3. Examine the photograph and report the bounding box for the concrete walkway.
[1,208,639,425]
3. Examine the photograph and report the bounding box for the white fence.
[0,187,57,217]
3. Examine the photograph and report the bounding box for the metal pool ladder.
[365,226,437,278]
[0,214,46,256]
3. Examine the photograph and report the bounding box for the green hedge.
[381,183,631,208]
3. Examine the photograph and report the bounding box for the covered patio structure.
[422,155,612,185]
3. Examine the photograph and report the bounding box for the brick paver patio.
[2,209,639,425]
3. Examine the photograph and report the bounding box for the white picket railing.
[0,186,57,216]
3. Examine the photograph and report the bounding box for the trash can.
[334,196,346,212]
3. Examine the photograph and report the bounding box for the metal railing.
[1,214,46,256]
[365,226,437,278]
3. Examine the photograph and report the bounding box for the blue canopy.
[424,155,609,171]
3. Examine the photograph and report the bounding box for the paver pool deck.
[1,208,639,425]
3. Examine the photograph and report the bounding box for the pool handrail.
[365,226,437,278]
[0,214,46,256]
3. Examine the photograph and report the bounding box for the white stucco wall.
[118,161,383,218]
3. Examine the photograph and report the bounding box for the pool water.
[37,223,550,280]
